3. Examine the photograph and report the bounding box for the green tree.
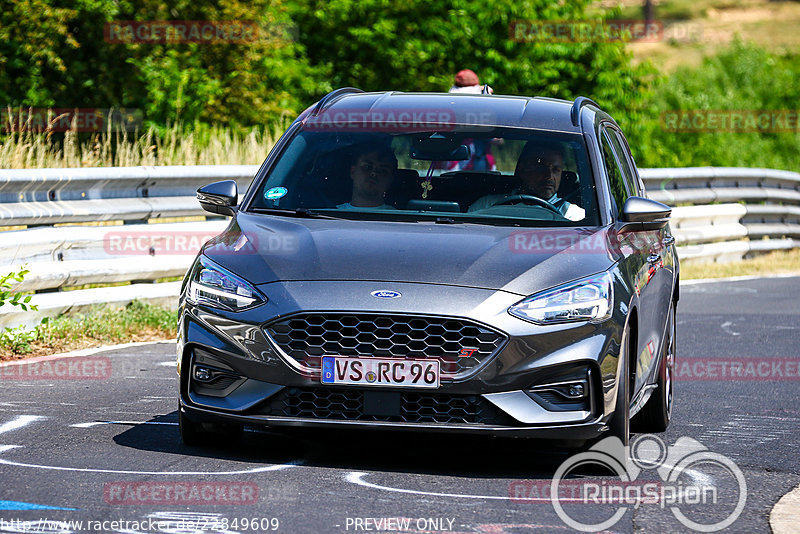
[633,40,800,170]
[0,0,326,127]
[289,0,654,119]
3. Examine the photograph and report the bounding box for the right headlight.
[187,256,265,312]
[509,272,613,324]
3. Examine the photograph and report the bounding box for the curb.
[770,483,800,534]
[683,272,800,285]
[0,339,173,368]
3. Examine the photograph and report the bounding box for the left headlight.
[187,256,266,311]
[509,272,613,324]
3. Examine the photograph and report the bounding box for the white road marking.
[683,273,800,285]
[0,415,45,434]
[71,421,177,428]
[158,361,176,367]
[721,321,740,336]
[0,446,303,475]
[0,445,21,453]
[345,471,514,500]
[125,376,174,380]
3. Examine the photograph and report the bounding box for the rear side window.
[600,130,629,214]
[604,126,640,196]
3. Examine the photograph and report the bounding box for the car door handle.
[663,235,675,246]
[647,253,660,265]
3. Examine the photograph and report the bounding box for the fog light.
[194,366,212,382]
[568,383,585,398]
[526,375,592,413]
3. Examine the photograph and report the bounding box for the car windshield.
[249,126,599,227]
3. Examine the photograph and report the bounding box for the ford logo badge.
[371,290,401,299]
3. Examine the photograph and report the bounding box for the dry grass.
[0,110,280,168]
[681,248,800,279]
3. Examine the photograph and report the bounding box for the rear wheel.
[632,302,676,433]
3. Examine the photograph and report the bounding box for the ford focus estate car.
[177,89,679,449]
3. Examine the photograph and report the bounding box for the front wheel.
[632,302,676,433]
[582,323,631,455]
[607,323,631,446]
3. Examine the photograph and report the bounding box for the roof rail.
[311,87,365,117]
[570,96,600,127]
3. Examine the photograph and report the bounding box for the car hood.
[203,212,620,295]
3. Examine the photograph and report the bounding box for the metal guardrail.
[0,165,798,329]
[641,167,800,261]
[0,165,258,225]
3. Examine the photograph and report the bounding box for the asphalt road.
[0,275,798,534]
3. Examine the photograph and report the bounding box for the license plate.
[321,357,439,388]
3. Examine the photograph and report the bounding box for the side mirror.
[618,196,671,232]
[197,180,238,217]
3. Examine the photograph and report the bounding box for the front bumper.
[177,280,627,438]
[180,402,607,440]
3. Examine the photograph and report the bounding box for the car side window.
[599,130,629,214]
[605,126,641,196]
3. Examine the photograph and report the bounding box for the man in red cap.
[446,69,496,171]
[449,69,493,94]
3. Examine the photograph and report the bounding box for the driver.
[468,141,585,221]
[337,143,398,210]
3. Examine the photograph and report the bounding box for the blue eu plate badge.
[322,357,335,384]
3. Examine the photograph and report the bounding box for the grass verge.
[681,248,800,280]
[0,300,177,361]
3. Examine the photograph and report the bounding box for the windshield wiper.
[249,207,338,219]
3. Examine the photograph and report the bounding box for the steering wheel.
[492,194,563,216]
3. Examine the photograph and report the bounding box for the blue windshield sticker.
[265,187,288,200]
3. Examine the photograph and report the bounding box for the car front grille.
[263,313,507,378]
[257,387,516,426]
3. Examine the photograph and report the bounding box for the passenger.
[337,143,398,210]
[469,141,585,221]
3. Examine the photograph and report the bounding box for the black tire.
[607,323,631,447]
[582,323,631,456]
[179,407,207,447]
[179,407,243,447]
[632,302,676,433]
